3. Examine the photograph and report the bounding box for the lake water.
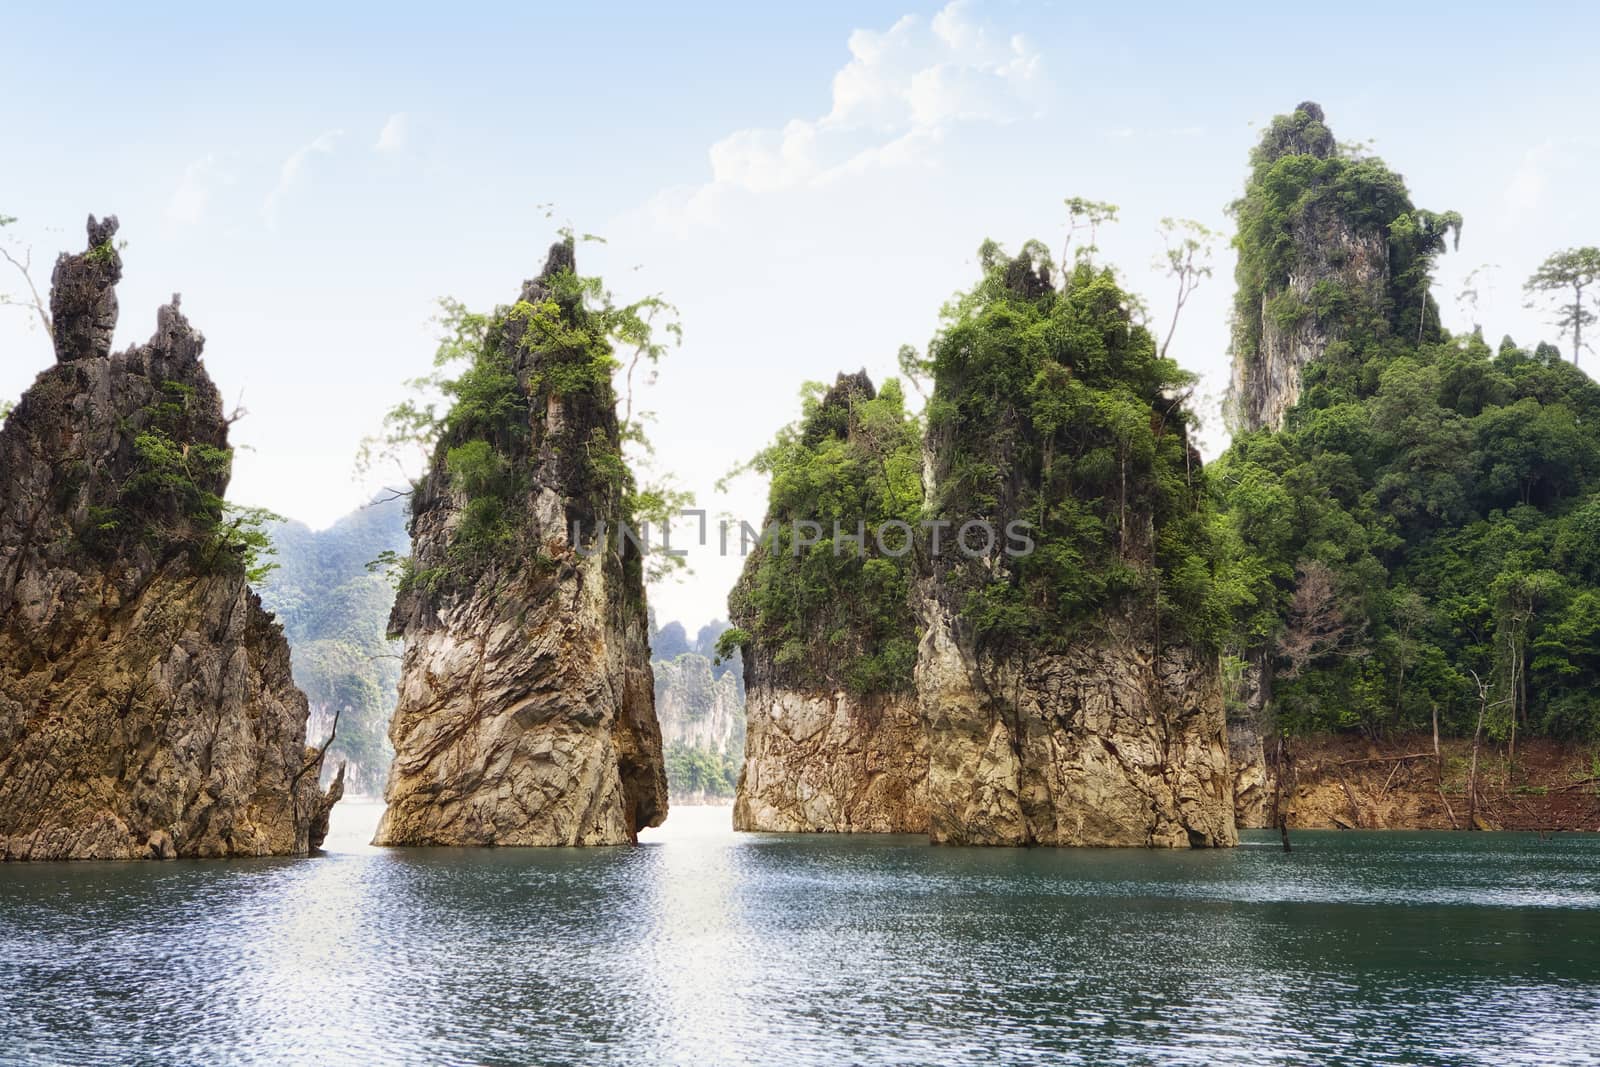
[1,802,1598,1066]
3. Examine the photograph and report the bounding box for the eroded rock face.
[734,687,926,833]
[1226,651,1272,828]
[654,654,743,755]
[915,597,1237,848]
[375,242,667,847]
[0,216,339,860]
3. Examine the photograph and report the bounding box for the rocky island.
[375,240,668,846]
[914,245,1237,848]
[724,288,1238,848]
[0,216,341,860]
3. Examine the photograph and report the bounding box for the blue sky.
[3,1,1597,626]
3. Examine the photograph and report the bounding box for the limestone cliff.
[915,246,1236,848]
[259,498,410,797]
[375,241,667,846]
[0,216,339,860]
[655,653,743,749]
[1223,101,1450,435]
[728,372,929,833]
[1220,103,1458,825]
[736,686,927,833]
[654,656,742,753]
[915,609,1237,847]
[1226,651,1272,829]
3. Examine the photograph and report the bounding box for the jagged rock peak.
[0,216,338,859]
[376,239,668,847]
[541,235,576,279]
[825,369,875,404]
[520,237,579,308]
[800,369,877,448]
[50,214,122,362]
[1223,102,1427,434]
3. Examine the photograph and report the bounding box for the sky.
[3,1,1597,630]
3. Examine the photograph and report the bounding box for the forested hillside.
[1216,103,1600,754]
[258,496,409,795]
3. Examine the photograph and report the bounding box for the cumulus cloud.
[653,0,1045,228]
[168,154,228,225]
[375,113,409,153]
[262,129,343,226]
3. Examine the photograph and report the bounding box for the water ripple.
[1,805,1597,1065]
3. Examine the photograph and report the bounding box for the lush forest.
[915,244,1222,654]
[1214,104,1600,748]
[258,496,409,794]
[1217,334,1600,742]
[721,372,924,694]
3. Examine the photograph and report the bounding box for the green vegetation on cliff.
[1218,104,1600,744]
[1229,102,1460,384]
[921,242,1226,652]
[723,372,923,694]
[364,237,684,597]
[63,377,279,582]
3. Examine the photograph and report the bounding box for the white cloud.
[168,154,228,224]
[656,0,1045,228]
[375,113,409,153]
[262,129,344,226]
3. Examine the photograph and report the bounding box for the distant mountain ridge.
[258,496,409,796]
[650,614,746,802]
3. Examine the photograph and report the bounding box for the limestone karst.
[1219,101,1460,827]
[651,617,746,803]
[722,266,1239,848]
[375,240,668,846]
[914,246,1237,848]
[0,216,341,860]
[729,372,929,833]
[1221,101,1444,436]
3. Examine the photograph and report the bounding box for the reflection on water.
[2,802,1599,1065]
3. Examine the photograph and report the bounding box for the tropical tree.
[1155,217,1217,359]
[1061,197,1119,268]
[1524,247,1600,365]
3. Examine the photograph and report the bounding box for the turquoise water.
[1,803,1598,1066]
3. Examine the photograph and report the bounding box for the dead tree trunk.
[1433,703,1459,829]
[1467,672,1489,830]
[1272,734,1294,853]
